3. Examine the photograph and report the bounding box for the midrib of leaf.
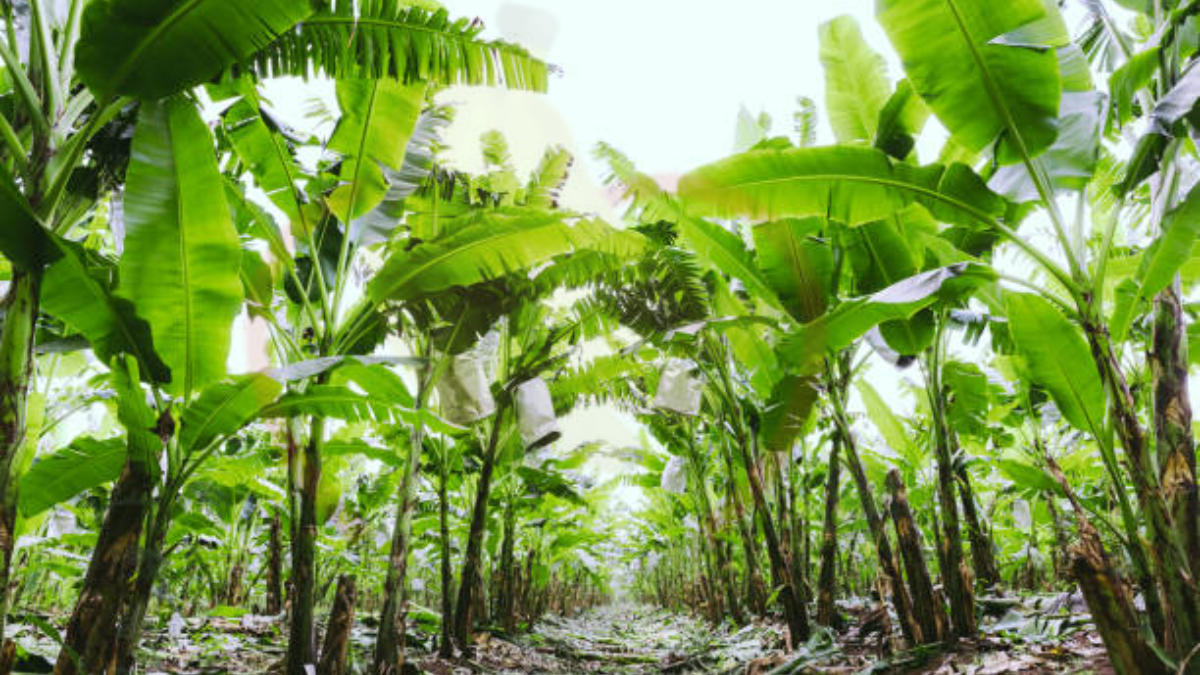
[942,0,1072,274]
[779,224,821,321]
[374,218,568,300]
[169,119,198,399]
[942,0,1030,158]
[346,81,382,224]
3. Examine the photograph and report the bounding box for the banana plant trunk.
[374,387,429,674]
[923,345,976,639]
[437,442,455,658]
[885,469,948,643]
[0,271,41,647]
[688,439,741,625]
[267,511,284,614]
[497,495,518,633]
[816,435,842,626]
[1152,281,1200,590]
[718,438,766,614]
[114,501,173,675]
[55,455,152,675]
[317,575,357,675]
[736,431,809,643]
[955,462,1000,588]
[453,405,508,653]
[1085,323,1198,656]
[830,380,920,645]
[1044,458,1169,675]
[286,419,324,675]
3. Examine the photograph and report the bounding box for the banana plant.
[672,0,1200,670]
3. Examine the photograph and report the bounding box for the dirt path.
[420,605,784,675]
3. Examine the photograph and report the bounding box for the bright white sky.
[436,0,892,206]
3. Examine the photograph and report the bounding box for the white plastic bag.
[660,455,688,495]
[654,358,704,416]
[515,377,561,449]
[435,350,496,425]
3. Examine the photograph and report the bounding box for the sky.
[435,0,893,207]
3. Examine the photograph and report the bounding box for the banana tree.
[674,0,1200,669]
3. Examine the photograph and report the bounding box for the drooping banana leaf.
[779,263,995,374]
[76,0,313,99]
[876,0,1063,164]
[18,437,126,517]
[179,374,283,453]
[40,239,170,383]
[760,375,820,453]
[246,2,549,91]
[1004,292,1105,435]
[368,209,644,303]
[678,146,1008,230]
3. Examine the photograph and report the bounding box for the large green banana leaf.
[876,0,1063,164]
[677,146,1008,230]
[0,168,53,271]
[989,91,1103,202]
[819,15,891,144]
[368,209,644,303]
[76,0,313,99]
[1110,184,1200,341]
[779,262,994,374]
[760,375,820,453]
[119,97,243,397]
[223,100,310,230]
[18,437,125,518]
[248,1,549,91]
[328,79,426,226]
[179,375,284,453]
[751,217,831,322]
[40,239,170,383]
[354,107,452,247]
[1004,292,1105,434]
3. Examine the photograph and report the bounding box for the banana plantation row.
[0,1,1196,675]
